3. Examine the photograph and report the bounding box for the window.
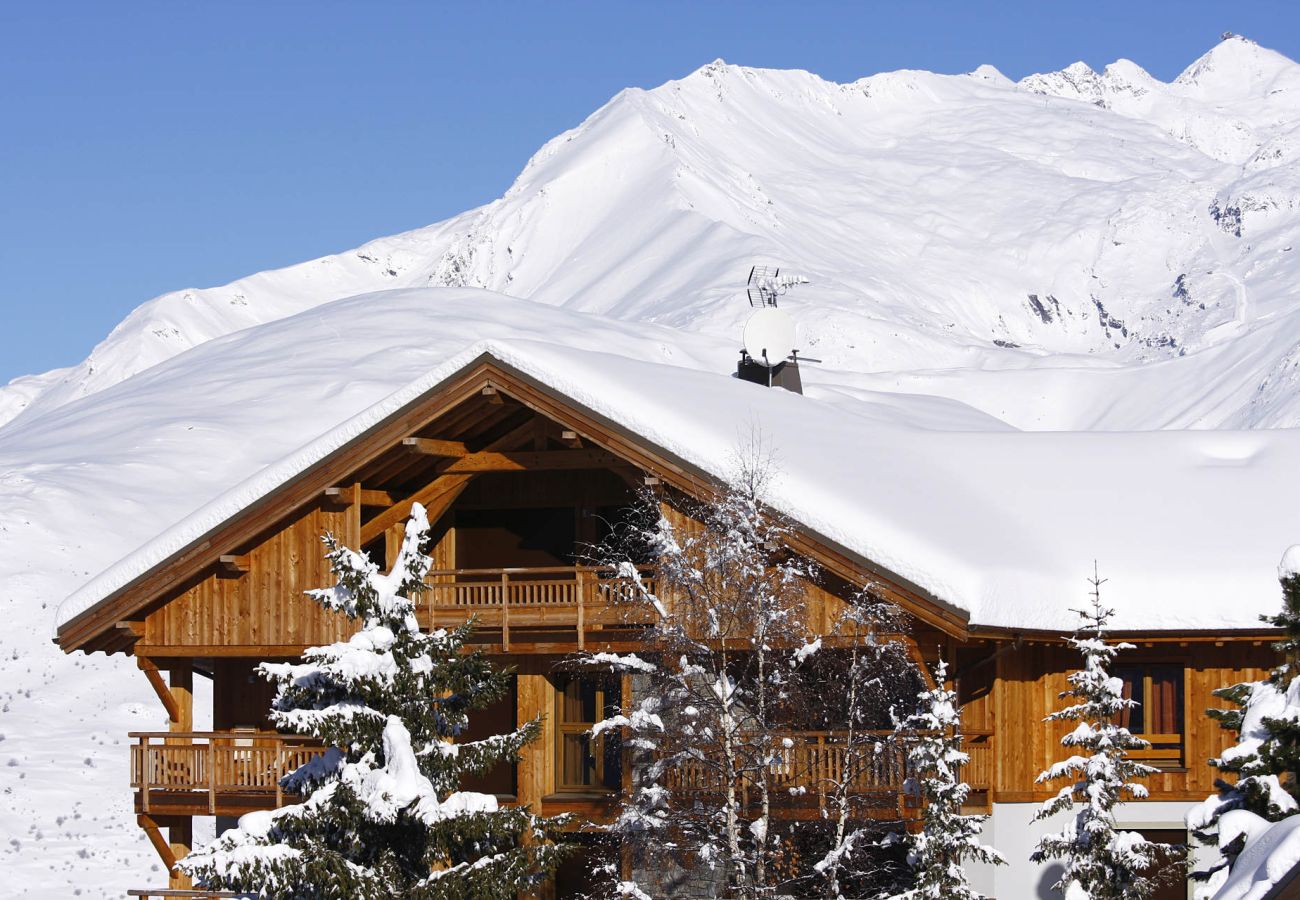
[1114,664,1185,769]
[555,673,622,792]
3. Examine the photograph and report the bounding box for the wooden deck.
[131,732,326,817]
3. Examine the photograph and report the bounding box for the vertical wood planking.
[143,499,358,649]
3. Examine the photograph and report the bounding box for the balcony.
[131,732,327,817]
[420,565,657,649]
[131,728,991,828]
[668,730,994,817]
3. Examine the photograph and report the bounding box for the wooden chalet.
[54,351,1279,899]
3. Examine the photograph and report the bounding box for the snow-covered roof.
[37,288,1300,637]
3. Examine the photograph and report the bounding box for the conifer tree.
[1189,546,1300,892]
[181,503,567,899]
[894,658,1005,900]
[1031,568,1177,900]
[587,452,919,899]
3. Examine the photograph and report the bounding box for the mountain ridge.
[5,35,1300,432]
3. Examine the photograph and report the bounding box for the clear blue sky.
[2,1,1298,384]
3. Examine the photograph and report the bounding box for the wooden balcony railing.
[422,566,657,649]
[130,732,327,815]
[667,730,994,807]
[1127,732,1183,768]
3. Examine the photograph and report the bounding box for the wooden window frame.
[554,673,620,793]
[1114,661,1186,771]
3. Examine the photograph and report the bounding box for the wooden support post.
[275,743,285,808]
[516,673,550,810]
[501,571,510,652]
[385,523,403,570]
[168,663,194,738]
[346,482,362,549]
[168,817,193,890]
[576,569,589,651]
[138,734,151,814]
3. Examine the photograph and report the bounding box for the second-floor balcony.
[131,732,327,817]
[131,728,993,820]
[668,730,994,817]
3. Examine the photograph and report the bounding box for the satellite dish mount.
[737,265,812,393]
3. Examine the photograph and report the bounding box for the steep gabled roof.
[54,348,968,653]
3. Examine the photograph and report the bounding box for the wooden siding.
[143,501,355,650]
[989,640,1275,801]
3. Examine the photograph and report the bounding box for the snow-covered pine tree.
[180,503,567,899]
[1189,545,1300,894]
[587,458,814,898]
[1031,568,1178,900]
[892,658,1005,900]
[587,450,920,899]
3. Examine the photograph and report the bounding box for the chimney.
[737,351,803,394]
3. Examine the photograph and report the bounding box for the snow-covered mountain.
[6,34,1300,434]
[5,36,1300,896]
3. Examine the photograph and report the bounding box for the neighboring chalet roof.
[42,288,1300,648]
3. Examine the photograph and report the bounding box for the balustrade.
[421,565,657,647]
[130,732,326,815]
[667,730,994,806]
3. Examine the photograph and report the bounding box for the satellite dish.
[743,308,796,367]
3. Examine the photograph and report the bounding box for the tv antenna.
[746,265,809,308]
[736,264,817,392]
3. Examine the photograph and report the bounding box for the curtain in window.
[1150,668,1180,735]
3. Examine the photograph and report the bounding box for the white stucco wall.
[963,800,1198,899]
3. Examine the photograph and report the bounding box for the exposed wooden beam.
[481,416,547,453]
[137,814,179,876]
[137,657,182,723]
[360,419,577,545]
[401,437,469,458]
[134,644,318,658]
[482,385,504,404]
[441,448,620,473]
[326,486,401,507]
[560,429,582,448]
[360,475,473,546]
[115,620,145,638]
[216,555,249,577]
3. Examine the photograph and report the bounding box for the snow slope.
[6,36,1300,433]
[6,36,1300,896]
